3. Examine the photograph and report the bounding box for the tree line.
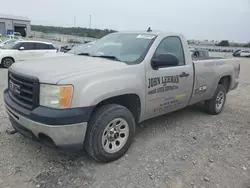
[216,40,250,47]
[31,25,116,38]
[31,25,250,47]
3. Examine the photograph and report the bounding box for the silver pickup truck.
[4,31,240,162]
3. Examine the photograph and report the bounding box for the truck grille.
[8,70,40,110]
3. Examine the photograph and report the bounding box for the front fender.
[0,55,16,63]
[77,74,145,107]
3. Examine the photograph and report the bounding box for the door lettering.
[148,75,180,89]
[148,77,161,88]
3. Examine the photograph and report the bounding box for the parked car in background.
[239,50,250,57]
[0,40,57,68]
[233,49,241,57]
[4,31,240,162]
[60,44,75,53]
[190,49,209,58]
[67,41,96,54]
[13,32,22,38]
[7,32,22,40]
[61,41,96,53]
[233,49,250,57]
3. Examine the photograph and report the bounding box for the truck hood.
[19,52,71,61]
[10,55,127,84]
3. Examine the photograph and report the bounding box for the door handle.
[180,72,190,77]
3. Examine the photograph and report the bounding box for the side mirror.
[19,46,24,50]
[151,53,179,70]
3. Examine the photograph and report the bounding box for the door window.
[12,42,22,50]
[47,44,56,49]
[35,43,49,50]
[154,36,185,66]
[22,42,35,50]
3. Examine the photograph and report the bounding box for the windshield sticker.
[136,35,155,39]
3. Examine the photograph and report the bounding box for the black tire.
[84,104,136,162]
[204,84,226,115]
[2,57,14,68]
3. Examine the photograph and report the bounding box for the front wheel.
[2,57,14,68]
[204,84,226,115]
[84,104,136,162]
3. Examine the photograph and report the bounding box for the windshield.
[67,42,95,54]
[4,39,17,44]
[69,33,156,63]
[2,41,19,49]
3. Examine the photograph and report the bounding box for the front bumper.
[4,89,94,151]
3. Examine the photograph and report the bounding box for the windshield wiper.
[92,55,121,62]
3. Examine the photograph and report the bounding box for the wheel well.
[218,76,231,92]
[92,94,141,123]
[1,57,15,63]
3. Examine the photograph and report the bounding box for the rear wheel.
[204,84,226,115]
[2,57,14,68]
[84,104,136,162]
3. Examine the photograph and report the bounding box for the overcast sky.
[1,0,250,42]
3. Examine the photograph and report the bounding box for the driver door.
[145,36,194,119]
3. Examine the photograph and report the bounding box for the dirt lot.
[0,58,249,188]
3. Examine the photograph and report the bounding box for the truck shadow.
[137,102,206,132]
[54,103,207,160]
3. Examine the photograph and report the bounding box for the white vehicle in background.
[240,50,250,57]
[233,49,250,57]
[0,40,57,68]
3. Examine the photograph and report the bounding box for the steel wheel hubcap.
[102,118,129,153]
[216,91,225,111]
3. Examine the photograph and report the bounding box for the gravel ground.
[0,58,249,188]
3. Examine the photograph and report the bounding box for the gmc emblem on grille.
[9,80,21,94]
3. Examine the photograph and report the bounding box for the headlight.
[40,84,73,109]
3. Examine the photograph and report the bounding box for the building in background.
[0,14,31,37]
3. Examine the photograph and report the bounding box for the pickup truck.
[4,31,240,162]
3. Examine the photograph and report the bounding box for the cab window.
[154,36,185,66]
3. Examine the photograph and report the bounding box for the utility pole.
[89,14,92,29]
[74,16,76,27]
